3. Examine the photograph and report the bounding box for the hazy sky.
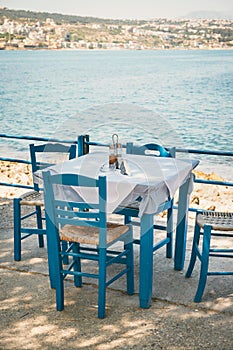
[0,0,232,19]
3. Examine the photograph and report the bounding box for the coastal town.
[0,8,233,50]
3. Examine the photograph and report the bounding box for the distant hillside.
[2,7,233,23]
[183,10,233,20]
[0,7,143,25]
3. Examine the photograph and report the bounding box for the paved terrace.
[0,199,232,349]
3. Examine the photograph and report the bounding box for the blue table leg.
[139,213,154,308]
[174,178,191,271]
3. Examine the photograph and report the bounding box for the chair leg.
[194,224,212,302]
[61,240,69,265]
[45,221,57,289]
[53,239,65,311]
[185,223,201,278]
[36,205,44,248]
[73,243,82,287]
[14,198,21,261]
[60,205,69,264]
[56,274,65,312]
[124,215,131,225]
[98,248,107,318]
[166,204,173,258]
[125,241,134,295]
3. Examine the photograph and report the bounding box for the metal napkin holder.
[119,159,131,176]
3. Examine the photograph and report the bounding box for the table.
[40,152,199,308]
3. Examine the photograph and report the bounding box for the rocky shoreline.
[0,160,232,212]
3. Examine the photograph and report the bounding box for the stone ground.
[0,199,232,350]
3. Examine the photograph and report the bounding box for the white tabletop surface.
[39,152,197,217]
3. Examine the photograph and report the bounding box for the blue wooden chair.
[126,142,174,158]
[186,210,233,302]
[13,143,77,261]
[43,171,134,318]
[124,142,175,258]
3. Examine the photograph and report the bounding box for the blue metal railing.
[0,133,77,190]
[80,136,233,188]
[175,147,233,157]
[0,133,232,194]
[0,133,75,144]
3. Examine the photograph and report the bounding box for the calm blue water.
[0,49,233,173]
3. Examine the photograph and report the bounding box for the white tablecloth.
[38,152,197,217]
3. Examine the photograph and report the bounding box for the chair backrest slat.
[50,173,98,187]
[30,143,77,172]
[126,142,174,158]
[54,200,99,211]
[43,171,107,247]
[58,217,100,228]
[30,143,77,191]
[55,207,100,220]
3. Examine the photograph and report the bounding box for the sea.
[0,49,232,178]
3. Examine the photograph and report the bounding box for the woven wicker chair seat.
[60,222,129,245]
[20,191,44,206]
[197,211,233,231]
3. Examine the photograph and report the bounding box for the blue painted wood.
[125,141,174,259]
[73,243,82,287]
[77,134,90,156]
[1,133,233,195]
[126,142,174,158]
[43,171,134,318]
[78,137,194,308]
[139,213,154,308]
[186,211,233,302]
[13,142,77,264]
[194,224,211,302]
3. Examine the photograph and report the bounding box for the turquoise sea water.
[0,49,232,173]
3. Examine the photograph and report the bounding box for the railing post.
[77,134,89,156]
[85,134,90,155]
[169,147,176,158]
[126,142,133,154]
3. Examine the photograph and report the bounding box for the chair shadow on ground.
[0,201,233,349]
[0,268,232,350]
